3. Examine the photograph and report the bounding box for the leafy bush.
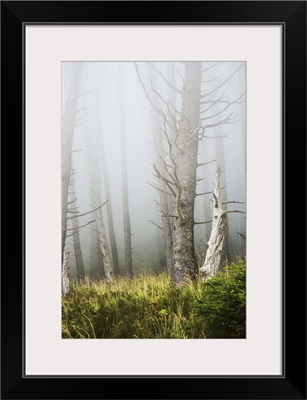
[194,259,246,338]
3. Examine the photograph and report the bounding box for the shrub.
[194,259,246,338]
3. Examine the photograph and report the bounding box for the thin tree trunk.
[90,156,114,282]
[203,145,213,244]
[172,62,202,285]
[119,64,133,278]
[90,220,105,280]
[101,137,120,276]
[82,94,114,281]
[62,63,82,255]
[70,174,85,281]
[149,62,174,277]
[214,121,230,261]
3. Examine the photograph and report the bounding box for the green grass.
[62,259,246,339]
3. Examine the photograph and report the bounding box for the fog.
[62,61,246,278]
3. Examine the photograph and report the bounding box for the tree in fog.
[200,167,245,278]
[147,62,174,278]
[136,62,202,285]
[119,64,133,278]
[91,70,119,276]
[86,139,114,282]
[199,62,246,270]
[136,61,246,285]
[67,171,85,281]
[61,63,82,255]
[90,219,105,280]
[101,135,120,276]
[169,62,202,285]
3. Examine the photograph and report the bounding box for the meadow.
[62,259,246,339]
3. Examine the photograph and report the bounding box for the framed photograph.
[1,1,306,399]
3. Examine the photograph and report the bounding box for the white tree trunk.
[172,62,202,285]
[90,158,114,282]
[200,167,226,278]
[119,64,133,278]
[148,63,174,278]
[62,249,70,296]
[82,98,114,282]
[62,63,82,254]
[70,176,85,281]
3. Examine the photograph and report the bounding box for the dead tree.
[61,63,82,254]
[199,62,246,264]
[147,62,174,278]
[101,135,120,277]
[88,148,114,282]
[119,64,133,278]
[200,167,245,278]
[136,62,245,285]
[68,172,85,281]
[89,219,105,280]
[136,61,202,285]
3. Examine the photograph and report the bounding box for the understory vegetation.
[62,259,246,339]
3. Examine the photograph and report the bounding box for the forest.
[61,61,246,339]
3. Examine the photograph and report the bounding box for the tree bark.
[90,157,114,282]
[70,175,85,281]
[200,167,226,278]
[62,249,70,296]
[101,136,120,276]
[82,92,114,282]
[61,63,82,254]
[214,120,230,261]
[90,220,105,280]
[172,62,202,285]
[119,64,133,278]
[149,62,174,278]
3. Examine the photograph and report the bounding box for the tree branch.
[202,62,223,73]
[201,63,245,99]
[66,219,96,231]
[147,62,182,94]
[222,210,246,215]
[148,220,163,230]
[222,201,245,205]
[147,181,175,197]
[197,159,216,167]
[67,201,108,220]
[196,191,214,196]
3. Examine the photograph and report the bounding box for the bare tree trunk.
[200,166,244,278]
[90,220,105,280]
[81,92,114,281]
[200,167,226,278]
[70,174,85,281]
[203,145,213,244]
[90,156,114,282]
[214,122,230,261]
[119,64,133,278]
[62,63,82,254]
[101,137,120,276]
[62,249,70,296]
[134,61,201,285]
[149,62,174,277]
[172,62,202,285]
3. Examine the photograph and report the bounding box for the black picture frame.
[1,1,306,399]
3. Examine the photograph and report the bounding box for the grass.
[62,259,246,339]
